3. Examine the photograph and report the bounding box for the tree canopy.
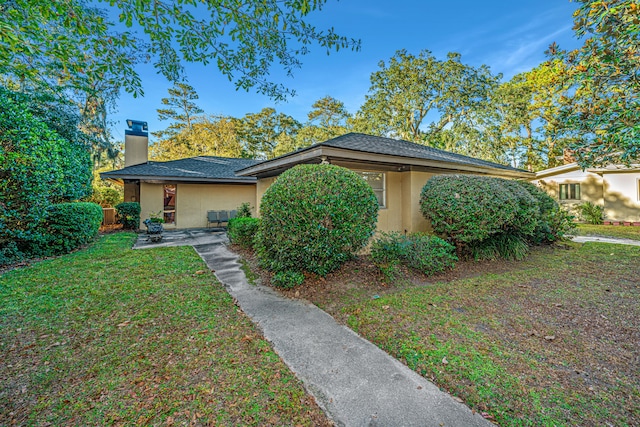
[553,0,639,166]
[354,50,500,145]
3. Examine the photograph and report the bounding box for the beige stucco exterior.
[532,164,640,222]
[139,182,256,229]
[602,172,640,221]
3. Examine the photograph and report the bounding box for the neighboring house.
[531,163,640,222]
[102,124,533,231]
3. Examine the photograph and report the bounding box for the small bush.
[0,241,25,267]
[370,232,411,281]
[257,164,378,276]
[470,233,529,261]
[371,232,457,280]
[228,217,260,248]
[576,201,604,225]
[40,202,103,255]
[115,202,141,230]
[545,207,577,240]
[236,202,253,218]
[271,271,305,289]
[404,233,458,275]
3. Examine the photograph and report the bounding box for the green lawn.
[0,233,329,426]
[575,223,640,241]
[279,242,640,426]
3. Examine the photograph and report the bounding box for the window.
[559,183,580,200]
[357,171,386,207]
[163,184,176,224]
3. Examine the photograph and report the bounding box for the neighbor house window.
[163,184,176,224]
[357,171,386,207]
[559,183,580,200]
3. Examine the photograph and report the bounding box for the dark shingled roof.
[317,133,524,172]
[101,156,258,182]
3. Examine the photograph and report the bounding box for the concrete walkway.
[571,235,640,246]
[194,242,491,427]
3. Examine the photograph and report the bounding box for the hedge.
[420,175,574,259]
[227,217,260,248]
[0,87,92,262]
[115,202,141,230]
[40,202,103,255]
[256,164,379,278]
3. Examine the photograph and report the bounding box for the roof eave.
[237,146,533,179]
[99,172,256,184]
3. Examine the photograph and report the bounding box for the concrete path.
[194,242,492,427]
[571,235,640,246]
[133,228,228,249]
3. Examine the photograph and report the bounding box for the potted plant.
[143,211,164,242]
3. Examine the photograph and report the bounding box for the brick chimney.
[124,119,148,167]
[563,148,576,165]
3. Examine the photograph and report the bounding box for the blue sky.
[110,0,583,142]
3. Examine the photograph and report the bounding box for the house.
[101,120,259,229]
[102,122,533,231]
[531,162,640,222]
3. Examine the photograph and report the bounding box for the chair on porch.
[207,210,218,228]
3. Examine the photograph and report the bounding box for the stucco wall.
[602,172,640,221]
[256,177,277,217]
[140,182,256,229]
[403,171,435,233]
[139,182,164,229]
[532,169,604,213]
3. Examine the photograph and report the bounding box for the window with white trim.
[559,183,581,200]
[357,171,386,208]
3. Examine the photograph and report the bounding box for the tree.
[493,61,574,170]
[287,96,352,153]
[151,115,244,160]
[237,108,301,159]
[552,0,639,166]
[152,83,204,141]
[0,87,92,259]
[354,50,500,145]
[2,0,358,101]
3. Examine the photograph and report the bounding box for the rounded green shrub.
[420,175,519,244]
[499,179,540,237]
[256,164,379,277]
[514,181,576,243]
[40,202,103,255]
[228,217,260,248]
[115,202,141,230]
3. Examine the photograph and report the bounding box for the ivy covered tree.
[552,0,639,166]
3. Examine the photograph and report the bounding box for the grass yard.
[575,223,640,241]
[0,233,329,426]
[241,242,640,426]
